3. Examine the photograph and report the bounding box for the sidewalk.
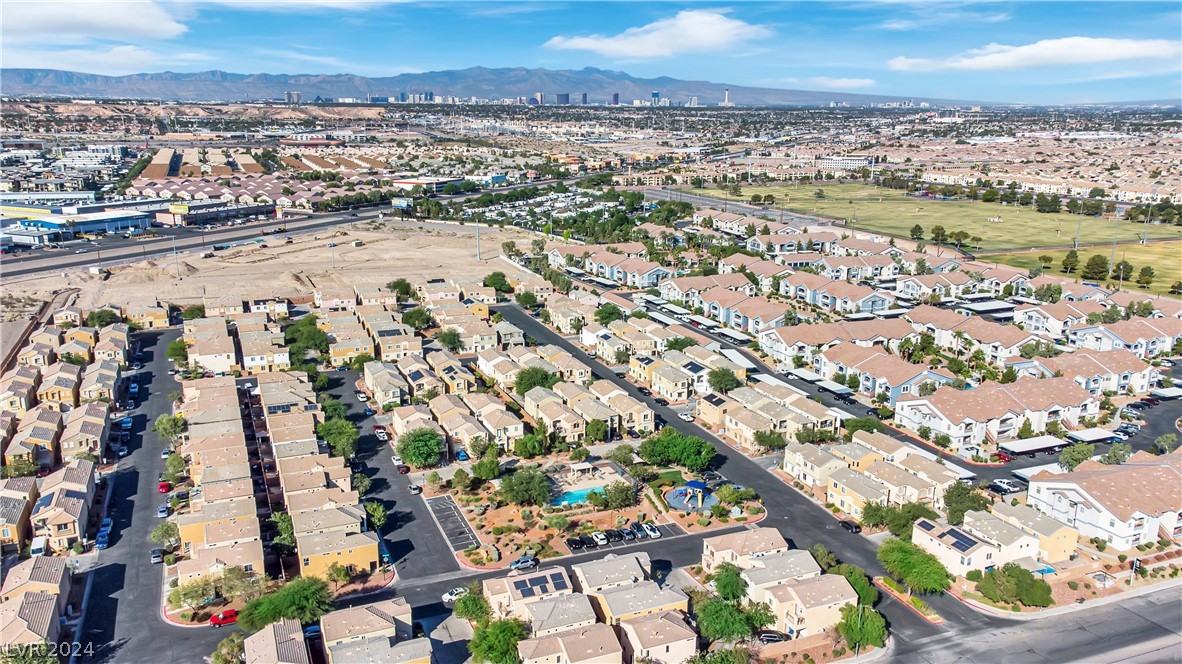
[953,575,1182,621]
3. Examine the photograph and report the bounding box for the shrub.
[164,554,177,565]
[1068,581,1079,590]
[1118,554,1128,563]
[966,569,983,582]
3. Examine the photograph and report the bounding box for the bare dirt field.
[0,221,540,311]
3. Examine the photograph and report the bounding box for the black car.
[579,534,598,549]
[620,528,636,542]
[604,529,623,542]
[565,537,584,551]
[630,521,648,539]
[654,398,669,406]
[757,631,788,644]
[638,388,652,397]
[839,520,862,534]
[1125,401,1148,410]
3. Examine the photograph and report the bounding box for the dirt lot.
[0,222,540,311]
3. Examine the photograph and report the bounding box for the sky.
[3,0,1180,104]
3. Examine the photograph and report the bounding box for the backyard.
[985,241,1182,299]
[684,183,1182,251]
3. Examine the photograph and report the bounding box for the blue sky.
[4,1,1180,103]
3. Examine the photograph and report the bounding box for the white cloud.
[889,37,1182,71]
[879,9,1009,31]
[3,45,211,75]
[198,0,412,10]
[544,9,771,59]
[3,0,187,44]
[808,76,876,89]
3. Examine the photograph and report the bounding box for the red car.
[397,465,410,474]
[993,452,1014,463]
[158,481,172,494]
[210,610,238,628]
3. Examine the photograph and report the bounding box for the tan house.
[0,477,37,551]
[593,581,689,626]
[765,575,858,640]
[297,530,380,580]
[701,528,789,573]
[35,362,82,411]
[990,501,1079,564]
[524,593,597,638]
[126,299,169,329]
[517,623,623,664]
[484,567,575,620]
[321,597,413,652]
[619,610,698,664]
[244,617,310,664]
[0,591,60,647]
[827,467,888,520]
[537,401,585,443]
[0,556,71,614]
[60,402,109,461]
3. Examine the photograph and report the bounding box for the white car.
[355,392,369,402]
[375,430,390,442]
[392,455,403,466]
[591,531,609,546]
[442,587,468,603]
[677,412,694,422]
[1160,359,1174,367]
[643,522,662,539]
[1111,431,1129,441]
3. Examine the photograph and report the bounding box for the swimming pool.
[551,487,603,506]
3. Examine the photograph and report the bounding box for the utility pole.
[170,235,180,278]
[476,219,481,261]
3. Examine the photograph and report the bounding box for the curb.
[949,575,1182,621]
[873,578,944,625]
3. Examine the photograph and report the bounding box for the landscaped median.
[873,577,944,625]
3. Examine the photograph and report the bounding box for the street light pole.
[170,236,180,278]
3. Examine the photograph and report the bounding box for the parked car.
[157,481,171,494]
[364,407,375,416]
[989,479,1023,495]
[643,522,662,539]
[630,521,648,539]
[210,610,238,628]
[698,471,723,483]
[839,520,862,534]
[638,388,651,397]
[992,451,1014,463]
[654,398,669,406]
[456,450,470,461]
[95,532,110,550]
[579,534,598,549]
[397,465,410,475]
[375,430,389,442]
[99,517,113,534]
[149,548,164,564]
[156,505,170,518]
[677,412,694,422]
[408,485,422,495]
[509,556,539,571]
[391,455,403,465]
[604,529,624,542]
[565,537,584,551]
[355,391,369,402]
[160,448,171,460]
[620,528,636,542]
[441,587,468,603]
[302,625,321,639]
[591,531,609,546]
[757,631,788,644]
[1111,431,1129,441]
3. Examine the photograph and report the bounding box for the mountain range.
[1,66,963,106]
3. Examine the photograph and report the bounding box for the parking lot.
[426,495,481,552]
[563,521,684,554]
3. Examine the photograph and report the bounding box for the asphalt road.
[644,186,823,225]
[321,369,460,580]
[79,328,226,664]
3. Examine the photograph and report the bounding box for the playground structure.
[665,480,719,513]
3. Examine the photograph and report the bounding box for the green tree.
[637,428,715,472]
[514,291,538,307]
[584,419,608,443]
[711,563,747,603]
[666,336,698,352]
[351,473,372,496]
[164,452,186,480]
[472,456,501,481]
[1058,443,1095,471]
[220,566,266,603]
[594,303,624,326]
[602,480,636,509]
[514,366,559,397]
[436,329,463,352]
[1016,418,1036,439]
[270,512,296,548]
[181,304,206,320]
[1111,260,1135,282]
[1061,250,1080,274]
[397,427,443,468]
[1100,442,1132,465]
[325,562,351,590]
[930,225,948,243]
[168,576,217,612]
[402,307,434,330]
[386,278,413,300]
[364,501,388,530]
[828,564,879,606]
[753,429,786,452]
[86,309,121,328]
[877,538,950,595]
[500,467,551,505]
[695,599,751,642]
[239,577,334,632]
[909,224,924,240]
[318,394,347,420]
[707,368,740,394]
[1153,433,1179,455]
[317,418,359,459]
[483,271,512,294]
[1000,366,1018,384]
[943,482,990,526]
[1081,255,1110,281]
[468,618,529,663]
[836,604,887,650]
[152,414,188,442]
[513,434,545,458]
[451,467,473,492]
[808,543,839,571]
[166,339,189,363]
[347,353,376,371]
[453,582,491,624]
[843,417,883,440]
[150,521,179,546]
[1136,265,1156,288]
[210,633,246,664]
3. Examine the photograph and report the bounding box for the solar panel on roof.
[513,580,529,591]
[529,577,546,587]
[519,587,535,598]
[917,520,935,532]
[553,578,568,591]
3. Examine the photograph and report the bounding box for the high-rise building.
[688,96,699,107]
[555,93,570,105]
[651,90,660,103]
[284,91,301,104]
[581,92,588,105]
[719,88,734,107]
[425,91,435,102]
[534,92,545,105]
[612,93,619,105]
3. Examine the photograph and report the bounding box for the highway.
[644,186,829,226]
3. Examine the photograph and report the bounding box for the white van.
[30,536,49,556]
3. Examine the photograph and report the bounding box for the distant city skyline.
[3,1,1180,104]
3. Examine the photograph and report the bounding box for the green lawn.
[648,469,686,489]
[685,183,1182,251]
[986,241,1182,299]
